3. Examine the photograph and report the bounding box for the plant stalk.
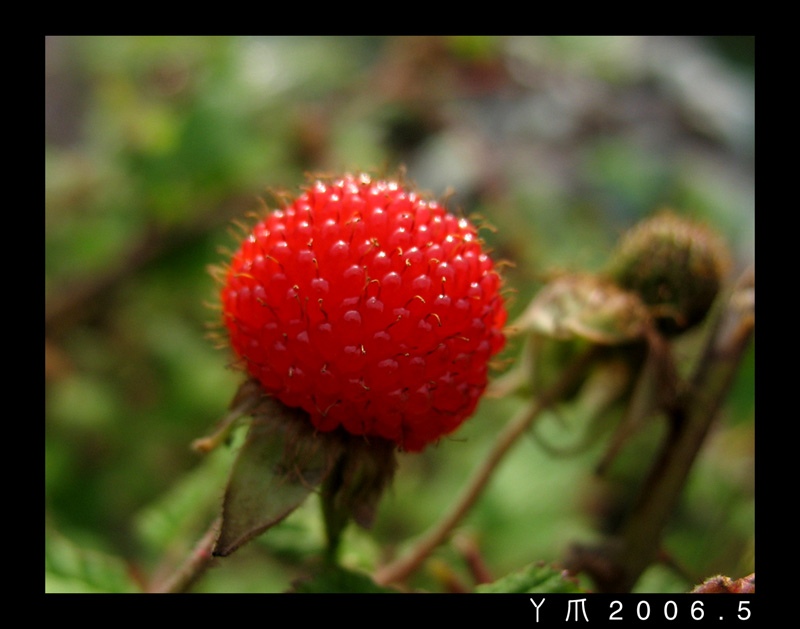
[569,268,754,592]
[148,517,220,593]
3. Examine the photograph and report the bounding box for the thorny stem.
[148,517,221,593]
[373,345,601,588]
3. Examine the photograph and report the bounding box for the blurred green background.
[45,36,754,593]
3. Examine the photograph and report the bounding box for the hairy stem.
[148,517,221,593]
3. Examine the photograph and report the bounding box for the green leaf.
[45,526,139,593]
[213,398,340,557]
[475,562,585,594]
[291,564,398,593]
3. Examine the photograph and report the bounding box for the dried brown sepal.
[510,273,652,346]
[692,573,755,593]
[324,436,397,530]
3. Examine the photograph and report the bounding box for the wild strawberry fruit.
[220,173,506,452]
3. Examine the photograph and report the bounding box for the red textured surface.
[221,174,506,451]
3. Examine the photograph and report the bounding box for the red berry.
[220,174,506,452]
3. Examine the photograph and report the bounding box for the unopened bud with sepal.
[607,210,732,336]
[609,210,730,335]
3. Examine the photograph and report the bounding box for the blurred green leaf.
[291,564,397,593]
[475,562,585,594]
[134,438,236,555]
[45,527,139,593]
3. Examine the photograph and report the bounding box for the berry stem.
[373,345,602,587]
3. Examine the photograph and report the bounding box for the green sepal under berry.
[214,391,340,557]
[212,379,398,558]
